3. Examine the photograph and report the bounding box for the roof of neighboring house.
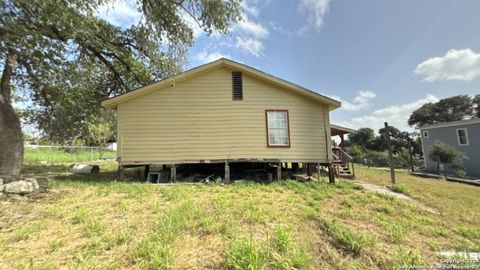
[101,58,341,110]
[330,124,356,136]
[420,118,480,130]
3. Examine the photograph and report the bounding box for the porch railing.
[332,147,355,178]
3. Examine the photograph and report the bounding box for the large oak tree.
[0,0,241,176]
[408,95,478,128]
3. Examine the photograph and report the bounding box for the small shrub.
[455,168,467,178]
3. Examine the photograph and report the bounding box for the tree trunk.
[0,49,23,176]
[444,164,448,180]
[436,162,440,175]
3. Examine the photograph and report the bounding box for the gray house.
[420,118,480,178]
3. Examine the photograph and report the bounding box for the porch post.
[224,161,230,184]
[277,162,282,181]
[328,163,335,184]
[170,164,176,183]
[117,165,124,182]
[144,165,150,180]
[317,163,321,181]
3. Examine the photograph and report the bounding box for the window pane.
[267,111,289,146]
[268,111,287,128]
[457,129,468,145]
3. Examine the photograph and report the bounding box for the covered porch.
[330,124,356,179]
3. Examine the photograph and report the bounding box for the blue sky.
[100,0,480,132]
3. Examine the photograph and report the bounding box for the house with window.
[420,118,480,178]
[102,58,343,182]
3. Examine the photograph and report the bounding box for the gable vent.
[232,71,243,101]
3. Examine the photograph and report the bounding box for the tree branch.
[0,48,17,105]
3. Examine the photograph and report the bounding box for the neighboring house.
[102,58,342,181]
[420,118,480,178]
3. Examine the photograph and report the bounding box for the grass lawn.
[24,147,116,164]
[1,164,479,269]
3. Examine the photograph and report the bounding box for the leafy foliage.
[1,0,242,144]
[348,128,375,149]
[408,95,478,128]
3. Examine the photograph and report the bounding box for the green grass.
[389,183,411,196]
[0,163,479,269]
[319,218,373,254]
[24,147,116,164]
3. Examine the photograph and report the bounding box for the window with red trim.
[266,110,290,147]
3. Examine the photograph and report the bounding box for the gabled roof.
[420,118,480,130]
[101,58,341,110]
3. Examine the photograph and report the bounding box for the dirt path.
[355,180,412,200]
[354,180,440,215]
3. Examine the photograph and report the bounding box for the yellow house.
[102,58,343,182]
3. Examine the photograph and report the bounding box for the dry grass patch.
[0,165,479,269]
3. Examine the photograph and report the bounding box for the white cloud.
[415,48,480,82]
[195,51,231,63]
[242,1,260,17]
[340,94,439,131]
[235,17,269,39]
[236,37,264,57]
[298,0,331,33]
[331,91,377,111]
[230,7,269,57]
[96,0,141,27]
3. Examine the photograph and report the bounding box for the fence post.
[384,122,396,184]
[407,136,414,172]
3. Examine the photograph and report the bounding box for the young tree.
[428,142,466,179]
[87,110,116,159]
[0,0,242,176]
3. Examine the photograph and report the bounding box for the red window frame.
[265,109,291,148]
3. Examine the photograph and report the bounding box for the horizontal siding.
[118,67,330,163]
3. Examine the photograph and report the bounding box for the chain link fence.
[24,144,117,164]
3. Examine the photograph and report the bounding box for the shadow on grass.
[22,164,71,174]
[51,171,148,185]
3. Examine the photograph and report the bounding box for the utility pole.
[384,122,396,184]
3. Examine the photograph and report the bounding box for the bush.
[366,150,389,167]
[349,145,366,163]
